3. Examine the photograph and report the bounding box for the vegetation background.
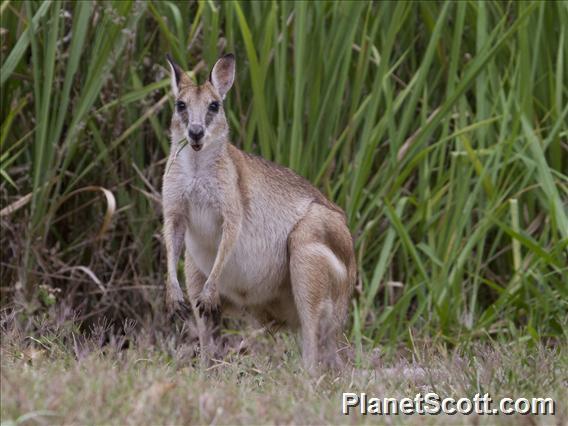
[0,1,567,424]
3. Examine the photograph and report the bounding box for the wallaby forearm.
[194,204,242,316]
[164,214,185,302]
[206,218,240,284]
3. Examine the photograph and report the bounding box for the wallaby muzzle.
[188,124,205,151]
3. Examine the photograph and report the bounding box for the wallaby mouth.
[191,143,203,152]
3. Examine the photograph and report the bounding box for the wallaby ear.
[166,53,183,96]
[209,53,235,100]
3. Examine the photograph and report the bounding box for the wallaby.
[162,53,356,371]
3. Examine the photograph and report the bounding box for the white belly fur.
[184,189,312,306]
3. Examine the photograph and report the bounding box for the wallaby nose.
[188,125,204,142]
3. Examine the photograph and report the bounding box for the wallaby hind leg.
[184,248,221,365]
[288,204,354,373]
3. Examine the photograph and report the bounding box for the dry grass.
[1,310,565,425]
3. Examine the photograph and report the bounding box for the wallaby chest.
[185,176,221,236]
[165,153,223,238]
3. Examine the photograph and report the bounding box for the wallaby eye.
[175,100,186,112]
[208,101,220,113]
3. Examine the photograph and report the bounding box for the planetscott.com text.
[342,392,555,416]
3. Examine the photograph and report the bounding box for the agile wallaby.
[162,53,356,371]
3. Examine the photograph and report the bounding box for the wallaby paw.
[166,298,192,321]
[174,300,193,321]
[195,290,221,321]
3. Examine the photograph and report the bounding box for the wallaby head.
[166,54,235,152]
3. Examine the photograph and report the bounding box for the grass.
[0,1,567,423]
[1,313,566,425]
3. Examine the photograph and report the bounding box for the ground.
[1,314,565,425]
